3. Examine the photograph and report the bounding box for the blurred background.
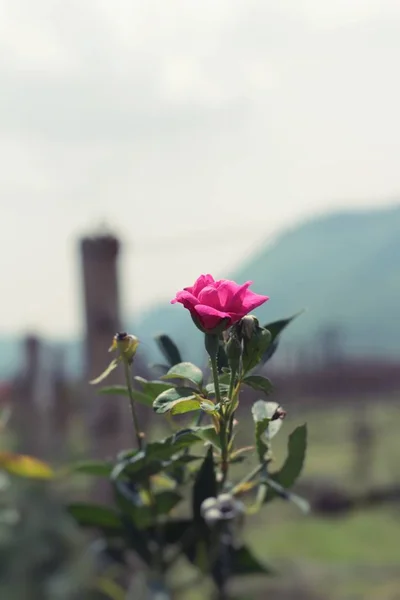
[1,1,400,598]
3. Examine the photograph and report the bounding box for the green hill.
[1,204,399,379]
[133,204,400,364]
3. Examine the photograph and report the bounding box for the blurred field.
[236,397,400,599]
[4,394,399,599]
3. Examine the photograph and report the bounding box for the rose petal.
[197,284,221,308]
[185,274,215,297]
[194,304,231,331]
[171,290,199,309]
[227,281,253,312]
[240,290,269,313]
[214,280,239,310]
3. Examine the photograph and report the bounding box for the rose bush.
[67,273,307,599]
[171,273,269,332]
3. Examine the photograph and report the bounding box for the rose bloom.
[171,274,268,332]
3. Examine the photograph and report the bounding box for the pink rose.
[171,274,269,332]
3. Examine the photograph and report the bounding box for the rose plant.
[68,275,308,599]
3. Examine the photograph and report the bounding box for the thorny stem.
[123,360,143,451]
[227,368,236,402]
[209,353,228,490]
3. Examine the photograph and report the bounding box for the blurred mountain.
[1,204,399,379]
[132,204,400,365]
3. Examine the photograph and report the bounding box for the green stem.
[123,359,164,580]
[205,333,229,490]
[123,360,143,451]
[210,353,222,405]
[210,353,228,489]
[226,370,238,448]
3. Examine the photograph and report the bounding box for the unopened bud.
[203,508,222,525]
[217,493,233,505]
[201,493,246,528]
[200,497,218,517]
[110,332,139,364]
[238,315,259,340]
[217,493,244,520]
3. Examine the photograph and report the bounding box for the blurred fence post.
[351,402,374,489]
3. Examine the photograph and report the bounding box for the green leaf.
[146,519,193,546]
[265,424,307,503]
[205,382,230,396]
[134,377,173,398]
[154,490,182,515]
[67,503,122,532]
[199,400,217,414]
[218,371,231,385]
[89,358,120,385]
[252,400,284,461]
[261,474,310,513]
[112,430,203,484]
[117,448,139,461]
[161,362,204,388]
[252,401,269,462]
[99,384,153,407]
[99,385,129,396]
[0,452,54,479]
[144,429,202,462]
[69,502,153,566]
[261,311,303,364]
[153,387,198,414]
[232,545,275,576]
[242,325,272,374]
[116,483,182,527]
[170,398,202,415]
[163,455,202,483]
[112,453,162,482]
[193,446,217,523]
[155,334,182,367]
[193,425,221,450]
[243,375,273,395]
[69,460,114,477]
[129,389,154,406]
[118,516,152,565]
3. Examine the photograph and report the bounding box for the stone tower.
[80,233,126,458]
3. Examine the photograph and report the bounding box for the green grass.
[249,507,400,564]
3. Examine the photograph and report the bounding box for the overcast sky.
[1,0,400,338]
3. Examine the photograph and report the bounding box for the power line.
[122,224,276,255]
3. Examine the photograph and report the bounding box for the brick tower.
[80,233,125,458]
